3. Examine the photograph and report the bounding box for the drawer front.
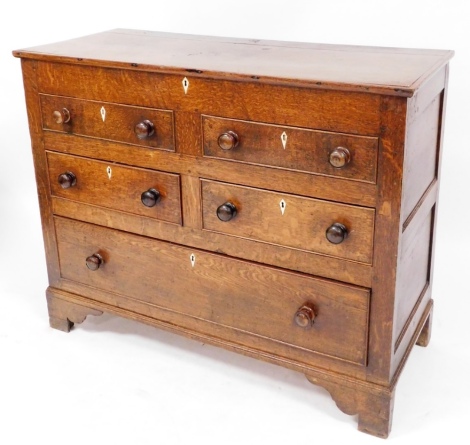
[203,116,378,183]
[40,94,175,151]
[202,180,375,264]
[37,62,382,136]
[55,217,370,365]
[48,152,182,224]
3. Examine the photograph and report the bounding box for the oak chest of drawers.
[14,30,453,438]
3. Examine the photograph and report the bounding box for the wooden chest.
[13,30,453,437]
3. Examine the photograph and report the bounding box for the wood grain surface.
[55,216,370,366]
[202,115,378,183]
[40,94,175,150]
[47,151,182,224]
[13,29,453,95]
[201,179,375,263]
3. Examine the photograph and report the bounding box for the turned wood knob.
[52,108,71,124]
[141,188,161,207]
[134,120,155,139]
[217,131,239,150]
[294,305,316,328]
[326,223,348,244]
[217,202,237,222]
[58,171,77,189]
[86,253,103,271]
[329,147,351,168]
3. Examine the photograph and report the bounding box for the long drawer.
[55,217,371,366]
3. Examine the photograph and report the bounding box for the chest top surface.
[13,28,453,96]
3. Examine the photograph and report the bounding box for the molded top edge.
[13,29,454,97]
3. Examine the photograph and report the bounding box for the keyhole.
[280,199,286,215]
[281,131,288,149]
[182,77,189,94]
[106,166,112,180]
[190,253,196,267]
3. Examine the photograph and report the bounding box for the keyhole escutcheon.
[182,77,189,94]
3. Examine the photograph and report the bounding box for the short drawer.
[201,179,374,264]
[47,152,181,224]
[55,217,370,366]
[40,94,175,151]
[203,116,378,183]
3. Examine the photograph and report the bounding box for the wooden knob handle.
[294,305,316,328]
[217,131,239,150]
[58,171,77,189]
[329,147,351,168]
[134,120,155,139]
[141,188,161,207]
[52,108,71,124]
[217,202,237,222]
[326,223,348,244]
[86,253,103,271]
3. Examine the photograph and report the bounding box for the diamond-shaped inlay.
[106,166,112,180]
[100,106,106,122]
[182,77,189,94]
[281,131,287,149]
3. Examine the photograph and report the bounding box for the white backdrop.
[1,1,469,443]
